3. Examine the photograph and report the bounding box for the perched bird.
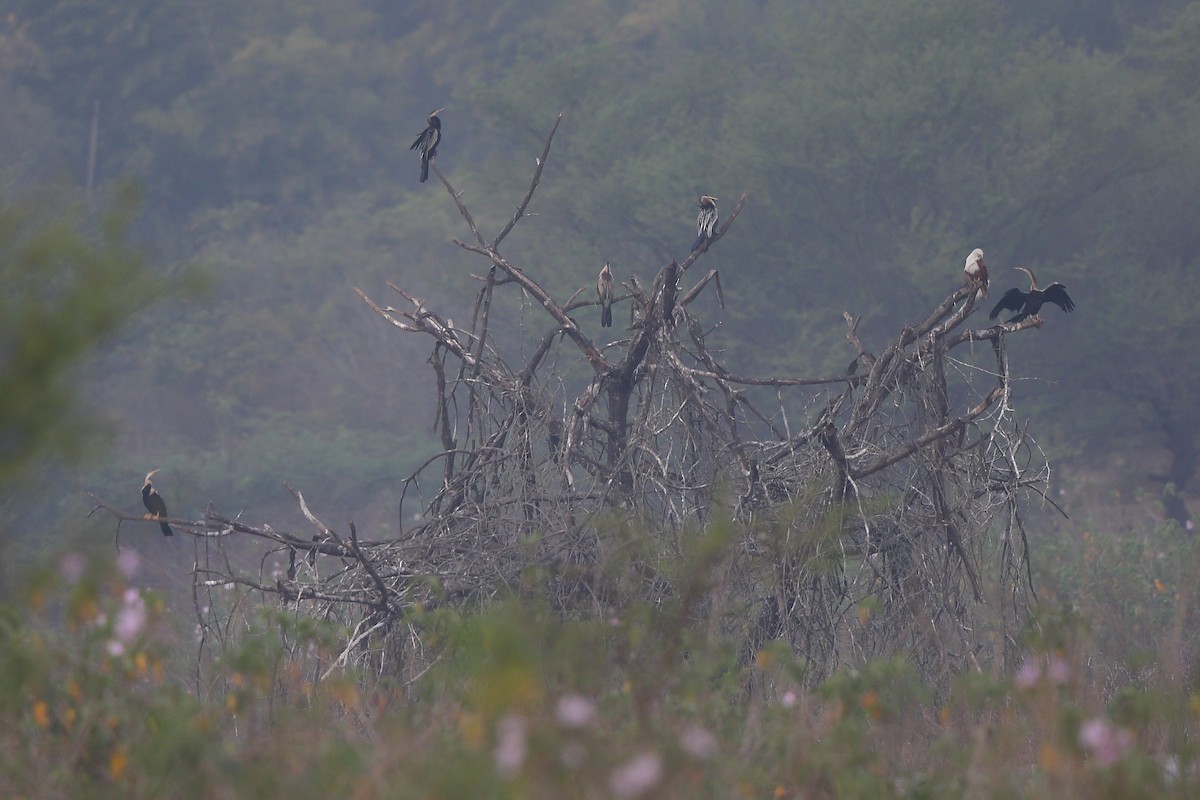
[989,266,1075,323]
[597,262,615,328]
[141,470,173,537]
[410,108,444,183]
[963,248,989,297]
[691,195,719,252]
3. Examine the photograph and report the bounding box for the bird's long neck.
[1015,266,1039,291]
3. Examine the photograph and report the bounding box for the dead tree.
[95,116,1057,689]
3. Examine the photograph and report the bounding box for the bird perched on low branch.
[597,262,614,328]
[691,195,718,252]
[141,469,173,536]
[989,266,1075,323]
[963,248,989,297]
[410,108,443,183]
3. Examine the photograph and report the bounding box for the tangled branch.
[94,117,1055,689]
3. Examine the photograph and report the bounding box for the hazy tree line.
[3,0,1200,566]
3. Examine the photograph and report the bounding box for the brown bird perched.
[141,469,173,537]
[990,266,1075,323]
[692,195,718,252]
[597,262,615,328]
[410,108,443,183]
[963,248,989,297]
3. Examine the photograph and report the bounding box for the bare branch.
[493,113,564,248]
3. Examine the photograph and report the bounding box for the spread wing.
[1043,283,1074,313]
[989,288,1026,320]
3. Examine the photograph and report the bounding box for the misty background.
[3,0,1198,584]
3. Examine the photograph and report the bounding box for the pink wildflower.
[116,549,141,579]
[610,751,662,799]
[1046,655,1071,685]
[494,714,527,777]
[1079,717,1134,767]
[112,588,147,645]
[680,725,718,759]
[556,693,597,729]
[59,552,87,583]
[1014,657,1042,689]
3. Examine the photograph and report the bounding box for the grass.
[2,516,1198,799]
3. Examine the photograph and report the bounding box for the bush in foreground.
[2,535,1198,800]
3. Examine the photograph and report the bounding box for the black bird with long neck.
[141,469,173,537]
[989,266,1075,323]
[597,262,615,328]
[691,195,718,252]
[410,108,443,183]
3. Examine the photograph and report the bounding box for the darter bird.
[410,108,444,183]
[597,262,615,328]
[691,195,718,252]
[989,267,1075,323]
[141,469,173,537]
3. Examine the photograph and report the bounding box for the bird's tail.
[420,158,430,183]
[160,521,174,537]
[691,233,705,252]
[601,305,613,328]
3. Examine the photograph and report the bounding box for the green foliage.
[7,0,1200,543]
[0,184,155,485]
[1032,519,1200,688]
[3,512,1200,798]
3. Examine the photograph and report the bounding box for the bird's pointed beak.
[432,107,446,115]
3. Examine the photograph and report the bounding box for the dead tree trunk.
[98,116,1059,688]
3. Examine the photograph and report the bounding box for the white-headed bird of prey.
[990,266,1075,323]
[963,248,989,297]
[141,469,173,537]
[597,262,615,328]
[410,108,444,183]
[691,195,719,252]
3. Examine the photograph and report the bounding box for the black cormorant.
[141,470,173,537]
[990,267,1075,323]
[410,108,444,183]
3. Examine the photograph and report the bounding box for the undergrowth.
[2,518,1198,799]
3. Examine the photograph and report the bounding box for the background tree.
[3,0,1198,589]
[0,185,156,593]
